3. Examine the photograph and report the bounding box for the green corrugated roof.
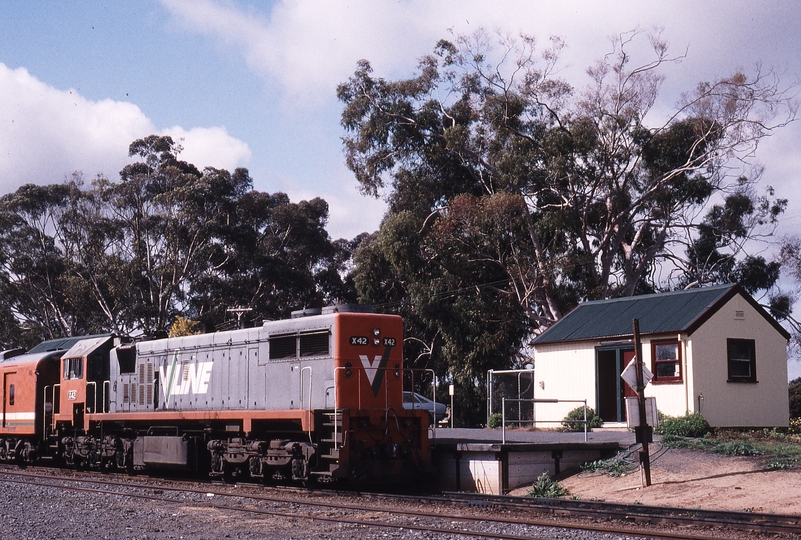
[533,284,789,345]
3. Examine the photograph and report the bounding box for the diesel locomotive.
[0,305,432,485]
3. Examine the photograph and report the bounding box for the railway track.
[0,466,796,539]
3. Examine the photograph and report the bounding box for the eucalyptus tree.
[339,30,794,423]
[340,29,793,329]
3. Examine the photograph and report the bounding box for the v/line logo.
[358,344,394,396]
[159,351,213,406]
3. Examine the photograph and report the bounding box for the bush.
[790,378,801,418]
[487,413,503,428]
[561,406,603,432]
[654,412,710,438]
[526,472,570,498]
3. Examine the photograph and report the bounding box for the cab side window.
[63,358,83,380]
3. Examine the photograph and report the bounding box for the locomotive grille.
[122,383,129,403]
[269,335,296,360]
[300,331,329,356]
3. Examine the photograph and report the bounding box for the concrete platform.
[428,427,637,494]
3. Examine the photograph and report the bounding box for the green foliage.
[0,136,353,344]
[580,455,637,477]
[487,413,503,428]
[169,316,201,338]
[654,412,710,438]
[789,378,801,419]
[662,429,801,471]
[561,406,603,432]
[526,472,570,498]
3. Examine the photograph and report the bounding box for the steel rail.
[0,469,736,540]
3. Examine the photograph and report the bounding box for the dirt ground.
[512,446,801,515]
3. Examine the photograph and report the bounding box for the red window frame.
[651,340,682,383]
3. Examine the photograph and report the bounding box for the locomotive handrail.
[53,383,60,415]
[103,380,110,414]
[86,381,97,414]
[333,366,345,450]
[301,366,312,441]
[43,385,52,436]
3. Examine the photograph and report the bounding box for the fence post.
[583,399,588,442]
[502,397,506,444]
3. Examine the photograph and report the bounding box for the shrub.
[561,406,603,432]
[790,378,801,418]
[710,440,762,456]
[487,413,503,428]
[526,472,570,498]
[654,412,710,438]
[580,454,636,477]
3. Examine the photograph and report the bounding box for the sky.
[3,1,801,372]
[2,0,800,240]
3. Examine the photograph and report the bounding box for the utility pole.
[227,306,252,329]
[632,318,652,487]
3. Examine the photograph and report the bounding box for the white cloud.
[0,62,251,191]
[161,125,251,172]
[0,63,153,188]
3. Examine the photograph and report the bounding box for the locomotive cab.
[54,336,115,431]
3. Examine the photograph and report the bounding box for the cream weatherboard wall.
[531,341,598,426]
[684,294,789,427]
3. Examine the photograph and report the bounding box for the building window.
[727,338,756,382]
[651,341,682,383]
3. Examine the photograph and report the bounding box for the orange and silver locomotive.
[0,306,431,484]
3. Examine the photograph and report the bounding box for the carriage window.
[300,331,329,356]
[63,358,83,380]
[270,335,297,360]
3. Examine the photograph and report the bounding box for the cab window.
[63,358,83,380]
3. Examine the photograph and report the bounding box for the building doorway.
[596,347,636,423]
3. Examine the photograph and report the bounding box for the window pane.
[729,359,752,378]
[656,361,679,378]
[729,341,752,360]
[727,339,755,381]
[655,343,679,360]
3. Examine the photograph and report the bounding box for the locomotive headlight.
[372,327,380,336]
[373,337,381,346]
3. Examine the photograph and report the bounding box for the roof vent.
[321,304,375,314]
[291,308,322,319]
[735,310,745,320]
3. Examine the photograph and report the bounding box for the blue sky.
[3,0,800,240]
[3,0,801,372]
